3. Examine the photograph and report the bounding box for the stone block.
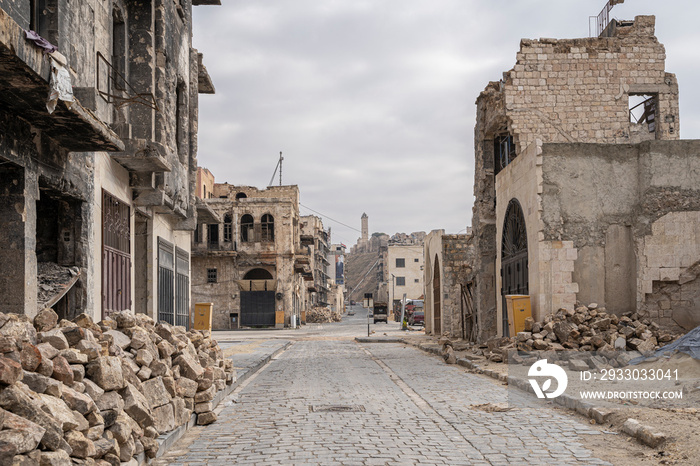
[38,330,69,351]
[142,376,172,409]
[0,409,45,454]
[33,309,59,333]
[120,383,153,427]
[152,403,175,434]
[61,385,97,415]
[51,355,74,385]
[0,356,23,385]
[65,430,96,458]
[197,411,217,425]
[173,353,204,381]
[86,356,125,391]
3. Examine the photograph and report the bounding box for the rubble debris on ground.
[305,307,341,323]
[0,308,236,464]
[469,304,681,364]
[632,324,700,363]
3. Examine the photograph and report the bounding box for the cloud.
[192,0,700,244]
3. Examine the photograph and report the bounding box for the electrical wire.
[299,203,362,234]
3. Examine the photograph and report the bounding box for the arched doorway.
[433,255,441,335]
[240,268,275,327]
[501,199,528,336]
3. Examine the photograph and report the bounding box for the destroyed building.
[0,0,217,323]
[471,15,700,341]
[191,179,309,329]
[423,230,475,338]
[300,215,331,308]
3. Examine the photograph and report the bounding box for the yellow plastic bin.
[193,303,213,331]
[505,295,531,336]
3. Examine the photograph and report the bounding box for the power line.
[299,203,362,234]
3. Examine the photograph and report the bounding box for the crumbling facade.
[191,181,308,329]
[423,230,475,338]
[300,215,331,307]
[472,15,700,339]
[0,0,216,323]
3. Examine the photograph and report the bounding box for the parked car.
[409,311,424,326]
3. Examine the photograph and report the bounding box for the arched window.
[261,214,274,242]
[236,192,247,200]
[223,214,232,243]
[241,214,254,242]
[243,268,274,280]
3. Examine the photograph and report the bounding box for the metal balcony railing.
[97,52,158,111]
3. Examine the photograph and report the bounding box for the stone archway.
[501,199,528,336]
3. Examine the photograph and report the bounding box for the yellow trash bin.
[193,303,213,331]
[505,295,531,336]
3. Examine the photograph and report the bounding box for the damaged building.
[0,0,217,322]
[191,176,310,329]
[471,14,700,340]
[423,229,475,338]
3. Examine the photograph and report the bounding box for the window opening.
[241,214,254,242]
[223,214,232,242]
[494,132,516,175]
[629,94,657,133]
[235,192,247,200]
[395,258,405,268]
[207,268,217,283]
[396,277,406,286]
[207,224,219,247]
[261,214,274,242]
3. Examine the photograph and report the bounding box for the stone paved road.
[153,339,611,465]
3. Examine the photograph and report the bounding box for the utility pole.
[268,151,284,187]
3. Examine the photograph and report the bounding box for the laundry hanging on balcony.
[24,29,57,54]
[47,56,74,114]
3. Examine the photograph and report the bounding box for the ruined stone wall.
[472,82,504,341]
[440,234,473,339]
[539,140,700,327]
[503,16,679,151]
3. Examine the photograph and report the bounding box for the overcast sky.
[192,0,700,248]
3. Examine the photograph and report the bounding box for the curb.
[140,341,293,464]
[403,339,667,448]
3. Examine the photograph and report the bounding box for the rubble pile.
[305,307,341,323]
[0,309,235,465]
[480,304,679,363]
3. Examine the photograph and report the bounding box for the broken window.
[223,214,232,243]
[207,268,217,283]
[194,224,202,243]
[396,258,405,268]
[494,132,516,175]
[261,214,275,242]
[207,224,219,247]
[396,277,406,286]
[241,214,254,242]
[629,94,657,133]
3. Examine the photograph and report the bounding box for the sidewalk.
[148,338,291,463]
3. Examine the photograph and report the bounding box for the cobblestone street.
[152,312,623,465]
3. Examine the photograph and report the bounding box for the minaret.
[361,213,369,243]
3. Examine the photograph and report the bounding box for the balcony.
[112,139,171,173]
[0,10,123,152]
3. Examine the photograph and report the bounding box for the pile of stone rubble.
[0,309,235,465]
[305,307,341,324]
[479,304,679,363]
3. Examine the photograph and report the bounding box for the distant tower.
[361,213,369,242]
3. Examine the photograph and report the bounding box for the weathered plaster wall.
[540,140,700,325]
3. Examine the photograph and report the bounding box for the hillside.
[345,251,379,302]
